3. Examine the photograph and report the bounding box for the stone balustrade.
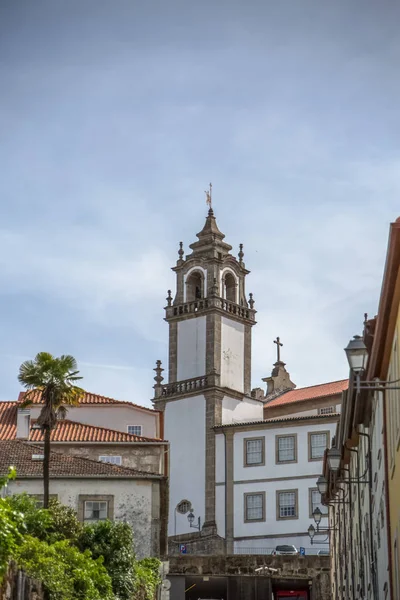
[165,296,255,322]
[161,376,208,397]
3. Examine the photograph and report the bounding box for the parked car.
[317,549,330,556]
[271,545,299,555]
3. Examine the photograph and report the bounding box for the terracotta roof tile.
[29,419,164,443]
[18,391,157,413]
[0,440,161,478]
[264,379,348,409]
[0,403,166,443]
[0,402,17,441]
[214,412,341,429]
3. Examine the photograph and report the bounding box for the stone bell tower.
[153,207,259,545]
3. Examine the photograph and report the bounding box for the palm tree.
[18,352,84,508]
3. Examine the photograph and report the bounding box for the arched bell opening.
[224,272,237,303]
[186,270,204,302]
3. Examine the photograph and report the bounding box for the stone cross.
[274,337,283,362]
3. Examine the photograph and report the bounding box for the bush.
[133,558,161,600]
[15,536,114,600]
[0,468,23,580]
[6,494,82,543]
[77,520,136,600]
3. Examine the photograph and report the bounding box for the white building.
[153,208,346,555]
[0,439,166,558]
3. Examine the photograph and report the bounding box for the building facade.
[0,440,166,558]
[153,208,345,557]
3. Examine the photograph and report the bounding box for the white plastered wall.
[29,405,158,438]
[8,478,155,558]
[177,317,206,380]
[165,395,205,535]
[222,396,263,425]
[220,317,244,392]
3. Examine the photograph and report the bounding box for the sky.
[0,0,399,407]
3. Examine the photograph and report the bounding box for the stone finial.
[166,290,172,307]
[178,241,184,261]
[249,293,255,309]
[238,243,244,264]
[153,360,164,398]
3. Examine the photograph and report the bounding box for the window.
[308,431,329,461]
[99,455,122,465]
[84,501,108,522]
[127,425,142,436]
[276,435,297,463]
[309,488,328,517]
[78,495,114,523]
[176,499,192,514]
[31,494,57,508]
[186,270,204,301]
[244,492,265,522]
[223,272,237,302]
[277,489,298,520]
[244,437,264,466]
[318,406,335,415]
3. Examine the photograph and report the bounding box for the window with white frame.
[244,492,265,522]
[309,488,328,517]
[309,431,329,460]
[276,435,296,463]
[277,490,298,519]
[318,406,336,415]
[99,455,122,465]
[245,438,264,466]
[84,501,108,522]
[127,425,142,436]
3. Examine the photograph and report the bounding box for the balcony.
[165,296,255,322]
[160,376,208,398]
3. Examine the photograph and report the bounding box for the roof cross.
[274,336,283,362]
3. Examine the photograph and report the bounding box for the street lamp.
[316,475,328,495]
[187,511,201,531]
[344,335,368,373]
[308,524,315,542]
[313,507,322,527]
[327,448,341,473]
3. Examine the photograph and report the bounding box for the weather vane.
[205,182,212,209]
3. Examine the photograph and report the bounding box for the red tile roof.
[17,391,157,413]
[29,419,164,443]
[264,379,348,409]
[0,440,161,478]
[214,412,341,429]
[0,402,17,441]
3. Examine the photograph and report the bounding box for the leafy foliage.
[0,468,23,579]
[77,520,137,600]
[133,558,161,600]
[15,536,114,600]
[6,495,82,543]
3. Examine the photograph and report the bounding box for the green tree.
[0,468,23,580]
[77,520,137,600]
[18,352,84,508]
[15,536,114,600]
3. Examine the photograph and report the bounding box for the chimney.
[16,409,31,439]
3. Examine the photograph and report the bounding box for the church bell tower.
[153,207,258,543]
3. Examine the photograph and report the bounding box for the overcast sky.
[1,1,399,407]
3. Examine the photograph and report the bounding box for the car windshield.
[276,545,295,551]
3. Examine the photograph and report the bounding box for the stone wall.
[168,531,226,556]
[1,563,44,600]
[51,443,164,474]
[168,554,331,600]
